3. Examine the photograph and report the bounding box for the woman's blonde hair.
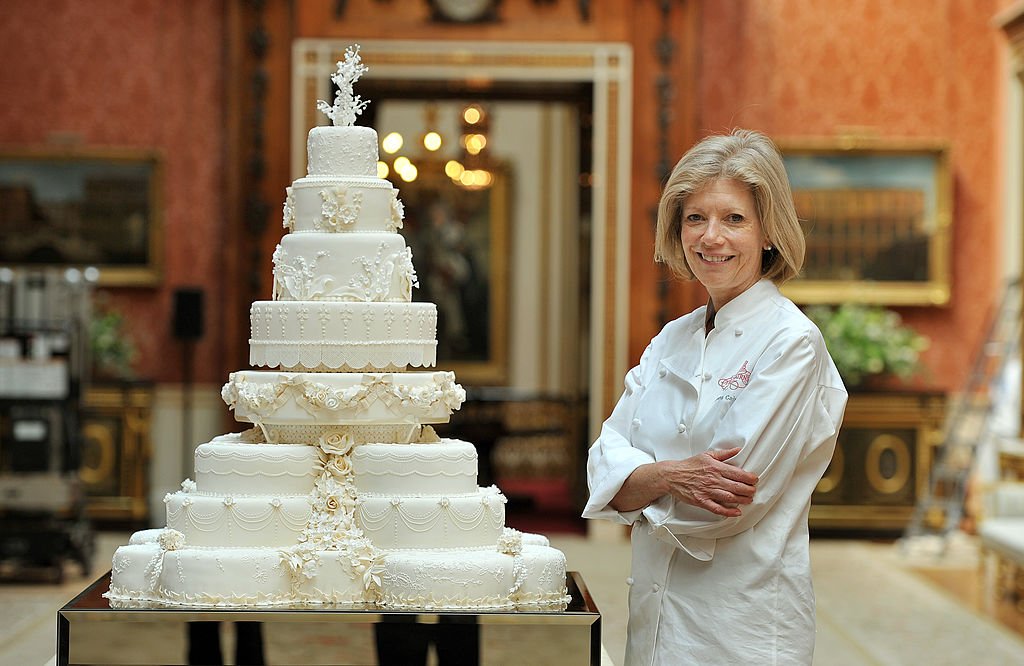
[654,128,804,285]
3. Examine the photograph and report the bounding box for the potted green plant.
[804,303,929,389]
[89,309,138,381]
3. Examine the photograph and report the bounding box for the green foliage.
[89,310,137,380]
[804,303,928,387]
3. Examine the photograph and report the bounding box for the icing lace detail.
[112,551,130,575]
[272,244,333,300]
[319,185,364,231]
[259,423,423,446]
[345,243,419,302]
[283,186,296,232]
[389,191,405,231]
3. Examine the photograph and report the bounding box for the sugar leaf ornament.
[317,44,370,127]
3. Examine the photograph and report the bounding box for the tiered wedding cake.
[105,47,570,610]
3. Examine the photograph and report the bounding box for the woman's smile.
[681,178,767,308]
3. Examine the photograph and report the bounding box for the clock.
[428,0,501,23]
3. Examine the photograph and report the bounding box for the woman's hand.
[658,447,758,517]
[609,447,758,517]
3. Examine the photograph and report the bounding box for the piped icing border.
[221,370,465,427]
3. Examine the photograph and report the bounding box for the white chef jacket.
[583,280,847,666]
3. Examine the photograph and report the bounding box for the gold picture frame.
[394,159,510,385]
[0,146,164,287]
[778,138,951,306]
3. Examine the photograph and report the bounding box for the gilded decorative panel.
[811,391,945,531]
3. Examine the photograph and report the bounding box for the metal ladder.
[901,277,1022,551]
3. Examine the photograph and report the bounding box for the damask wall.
[0,0,1014,400]
[688,0,1006,391]
[0,0,227,385]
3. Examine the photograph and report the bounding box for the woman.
[583,129,847,665]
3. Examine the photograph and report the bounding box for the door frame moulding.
[292,39,633,439]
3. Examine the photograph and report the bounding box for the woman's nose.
[701,219,724,244]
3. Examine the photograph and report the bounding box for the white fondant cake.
[248,300,437,371]
[105,46,569,611]
[286,177,403,234]
[306,125,379,177]
[194,441,322,495]
[272,233,417,302]
[351,439,478,495]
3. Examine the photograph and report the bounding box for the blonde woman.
[584,129,847,665]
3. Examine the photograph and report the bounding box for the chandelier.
[377,102,495,190]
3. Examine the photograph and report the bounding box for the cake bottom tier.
[379,544,570,610]
[106,530,569,610]
[106,539,367,607]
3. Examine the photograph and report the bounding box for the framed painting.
[778,139,951,306]
[394,159,510,384]
[0,147,163,286]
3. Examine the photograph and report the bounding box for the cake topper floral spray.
[317,44,370,127]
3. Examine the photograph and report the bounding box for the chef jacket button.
[653,583,661,592]
[677,423,687,433]
[631,418,641,428]
[735,328,743,336]
[703,372,712,381]
[658,368,667,378]
[626,577,634,586]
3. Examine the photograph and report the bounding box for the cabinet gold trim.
[811,391,945,531]
[81,384,153,524]
[865,434,912,495]
[816,445,844,494]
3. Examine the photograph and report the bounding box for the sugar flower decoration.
[158,529,186,551]
[319,431,355,457]
[498,528,523,556]
[317,44,370,127]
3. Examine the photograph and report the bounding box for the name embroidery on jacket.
[718,361,751,390]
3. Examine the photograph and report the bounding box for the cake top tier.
[307,126,379,177]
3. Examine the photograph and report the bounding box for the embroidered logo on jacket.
[718,361,751,390]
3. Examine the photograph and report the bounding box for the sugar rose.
[319,431,354,456]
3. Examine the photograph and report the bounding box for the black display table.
[57,571,601,665]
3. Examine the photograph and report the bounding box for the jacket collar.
[710,279,781,332]
[663,280,783,380]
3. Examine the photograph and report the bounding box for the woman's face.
[681,177,769,309]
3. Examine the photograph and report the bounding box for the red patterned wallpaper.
[694,0,1006,391]
[0,0,1012,395]
[0,0,227,384]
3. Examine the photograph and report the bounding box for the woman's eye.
[726,213,744,223]
[684,213,703,223]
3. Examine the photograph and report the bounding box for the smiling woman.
[680,178,767,310]
[584,129,848,665]
[654,130,805,308]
